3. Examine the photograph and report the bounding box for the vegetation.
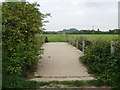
[36,33,120,88]
[81,40,120,87]
[72,34,118,41]
[37,34,118,42]
[36,34,67,42]
[43,28,119,34]
[2,2,45,88]
[3,75,39,88]
[2,78,113,88]
[2,1,120,89]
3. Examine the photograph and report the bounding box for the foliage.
[72,34,118,41]
[114,42,120,87]
[44,36,48,43]
[43,28,120,34]
[2,1,43,79]
[2,78,108,88]
[3,74,120,88]
[2,76,103,88]
[81,40,120,87]
[2,75,39,89]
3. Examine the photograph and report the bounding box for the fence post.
[111,41,115,54]
[70,36,72,45]
[72,36,74,46]
[66,35,68,42]
[67,36,69,43]
[82,40,85,53]
[76,37,78,49]
[68,36,70,43]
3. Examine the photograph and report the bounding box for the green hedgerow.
[81,40,120,87]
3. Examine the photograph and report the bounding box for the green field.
[36,34,119,42]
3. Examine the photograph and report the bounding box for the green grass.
[36,34,118,42]
[2,74,106,88]
[2,76,113,88]
[3,74,120,89]
[71,34,118,41]
[36,34,67,42]
[40,80,104,88]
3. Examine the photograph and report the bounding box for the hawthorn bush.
[2,2,43,77]
[81,40,120,87]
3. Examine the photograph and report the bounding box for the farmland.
[36,34,118,42]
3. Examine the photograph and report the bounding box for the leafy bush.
[2,2,46,88]
[2,2,43,76]
[44,36,48,43]
[2,74,40,88]
[81,40,120,87]
[114,42,120,87]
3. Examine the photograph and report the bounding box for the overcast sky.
[27,0,119,31]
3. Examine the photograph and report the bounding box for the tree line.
[43,28,120,34]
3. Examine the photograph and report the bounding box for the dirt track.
[31,42,94,81]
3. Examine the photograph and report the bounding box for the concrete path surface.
[30,42,94,82]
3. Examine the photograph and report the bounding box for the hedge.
[81,40,120,87]
[2,2,43,76]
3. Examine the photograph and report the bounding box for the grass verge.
[2,76,116,89]
[3,74,120,89]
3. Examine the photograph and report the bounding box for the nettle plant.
[2,2,44,76]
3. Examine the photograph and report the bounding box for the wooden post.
[82,40,85,53]
[111,41,115,54]
[70,36,72,45]
[76,37,78,49]
[66,35,68,42]
[72,36,74,46]
[67,36,69,43]
[68,36,70,43]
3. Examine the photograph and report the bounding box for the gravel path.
[30,42,94,82]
